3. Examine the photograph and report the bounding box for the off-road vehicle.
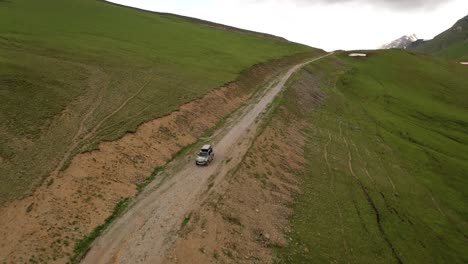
[195,145,214,166]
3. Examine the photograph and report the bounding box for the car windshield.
[198,151,209,157]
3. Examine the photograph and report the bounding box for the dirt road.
[81,54,330,264]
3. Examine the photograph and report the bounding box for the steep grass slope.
[279,50,468,263]
[0,0,318,204]
[410,15,468,60]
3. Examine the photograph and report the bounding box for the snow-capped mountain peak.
[408,34,418,42]
[379,34,419,49]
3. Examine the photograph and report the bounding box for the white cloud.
[107,0,468,51]
[269,0,448,10]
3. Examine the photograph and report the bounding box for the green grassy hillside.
[279,50,468,263]
[0,0,320,204]
[410,15,468,60]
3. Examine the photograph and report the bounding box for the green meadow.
[0,0,317,204]
[279,50,468,263]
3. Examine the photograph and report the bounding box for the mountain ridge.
[408,15,468,60]
[101,0,293,43]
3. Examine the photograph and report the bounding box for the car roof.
[201,144,212,150]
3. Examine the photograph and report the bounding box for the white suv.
[195,145,214,166]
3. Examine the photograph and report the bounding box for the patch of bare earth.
[0,54,313,264]
[162,69,323,264]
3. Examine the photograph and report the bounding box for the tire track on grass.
[351,141,375,184]
[429,191,446,218]
[81,77,153,144]
[52,66,109,176]
[377,155,397,194]
[53,74,152,175]
[343,138,403,264]
[323,129,350,262]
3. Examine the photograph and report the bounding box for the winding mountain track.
[81,54,330,264]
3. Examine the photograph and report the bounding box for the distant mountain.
[380,34,418,49]
[408,15,468,60]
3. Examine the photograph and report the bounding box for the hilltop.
[409,15,468,60]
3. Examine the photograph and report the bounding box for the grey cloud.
[290,0,450,10]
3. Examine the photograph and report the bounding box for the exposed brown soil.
[161,72,322,263]
[0,54,316,264]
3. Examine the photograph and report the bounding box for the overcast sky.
[108,0,468,51]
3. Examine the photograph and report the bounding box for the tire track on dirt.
[343,138,403,264]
